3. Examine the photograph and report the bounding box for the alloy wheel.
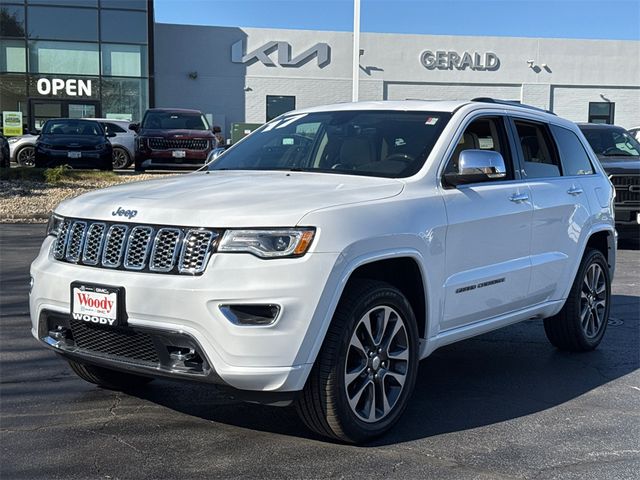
[580,263,607,339]
[112,148,130,169]
[17,146,35,167]
[344,305,410,423]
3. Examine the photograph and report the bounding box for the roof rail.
[471,97,556,115]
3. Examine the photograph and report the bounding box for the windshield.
[42,120,104,136]
[582,128,640,157]
[142,111,209,130]
[209,110,451,178]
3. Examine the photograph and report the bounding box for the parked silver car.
[8,119,136,169]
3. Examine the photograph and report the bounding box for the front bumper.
[30,237,340,392]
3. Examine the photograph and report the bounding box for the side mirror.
[30,129,41,136]
[106,131,117,138]
[205,147,225,165]
[129,123,139,133]
[444,149,507,187]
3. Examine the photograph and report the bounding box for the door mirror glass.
[129,122,139,132]
[444,149,507,186]
[106,131,117,138]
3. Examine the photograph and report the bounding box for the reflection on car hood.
[39,135,106,147]
[54,170,405,227]
[138,129,214,138]
[598,156,640,174]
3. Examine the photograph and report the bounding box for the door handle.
[509,193,529,203]
[567,186,584,196]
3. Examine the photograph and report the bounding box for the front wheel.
[296,279,419,443]
[544,248,611,351]
[112,147,131,169]
[16,145,35,167]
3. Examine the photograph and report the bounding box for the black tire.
[296,279,419,443]
[112,147,132,169]
[67,359,153,390]
[16,145,36,167]
[544,248,611,352]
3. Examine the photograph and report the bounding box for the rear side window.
[513,120,561,178]
[551,125,594,176]
[104,122,127,134]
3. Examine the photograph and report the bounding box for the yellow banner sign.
[2,111,23,137]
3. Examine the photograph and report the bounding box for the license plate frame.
[67,151,82,159]
[172,150,186,158]
[70,282,127,327]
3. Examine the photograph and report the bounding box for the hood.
[39,134,106,147]
[55,171,405,227]
[598,156,640,174]
[139,129,214,138]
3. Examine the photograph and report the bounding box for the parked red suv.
[130,108,215,171]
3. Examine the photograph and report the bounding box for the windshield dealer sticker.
[425,117,439,125]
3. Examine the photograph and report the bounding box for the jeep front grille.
[52,218,220,275]
[148,138,209,151]
[610,174,640,204]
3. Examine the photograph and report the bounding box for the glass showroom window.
[588,102,615,124]
[102,77,148,122]
[266,95,296,122]
[0,73,27,112]
[101,44,147,77]
[100,10,147,44]
[27,6,98,42]
[0,4,26,37]
[29,41,99,75]
[29,0,98,6]
[100,0,147,10]
[0,39,26,73]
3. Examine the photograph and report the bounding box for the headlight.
[218,228,315,258]
[46,214,64,237]
[95,143,107,150]
[7,137,19,144]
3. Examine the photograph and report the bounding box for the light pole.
[352,0,360,102]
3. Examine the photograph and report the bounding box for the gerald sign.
[36,78,93,97]
[420,50,500,71]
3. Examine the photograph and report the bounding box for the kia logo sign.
[231,40,331,68]
[420,50,500,71]
[36,78,92,97]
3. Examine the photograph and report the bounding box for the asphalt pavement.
[1,224,639,479]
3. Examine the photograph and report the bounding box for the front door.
[441,115,533,331]
[28,99,101,131]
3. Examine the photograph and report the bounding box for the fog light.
[219,304,280,326]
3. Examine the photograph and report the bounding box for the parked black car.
[35,119,114,170]
[578,123,640,238]
[0,134,10,168]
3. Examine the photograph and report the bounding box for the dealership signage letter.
[420,50,500,71]
[36,78,93,97]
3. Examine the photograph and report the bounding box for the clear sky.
[154,0,640,41]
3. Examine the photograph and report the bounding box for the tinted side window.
[445,116,514,180]
[104,122,126,133]
[514,120,561,178]
[551,125,594,176]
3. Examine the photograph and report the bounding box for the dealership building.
[1,1,639,135]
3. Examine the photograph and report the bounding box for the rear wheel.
[67,359,153,390]
[16,145,35,167]
[296,279,419,443]
[112,147,131,169]
[544,248,610,351]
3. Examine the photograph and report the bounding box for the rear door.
[509,118,593,303]
[440,114,533,331]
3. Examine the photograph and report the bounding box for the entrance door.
[28,99,101,131]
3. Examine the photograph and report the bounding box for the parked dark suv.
[578,123,640,239]
[131,108,215,171]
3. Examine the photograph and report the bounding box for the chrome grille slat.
[179,230,217,274]
[52,219,72,260]
[82,223,106,265]
[102,225,129,268]
[65,221,87,263]
[150,228,183,272]
[51,218,216,275]
[124,226,154,270]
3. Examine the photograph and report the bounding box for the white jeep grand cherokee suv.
[30,99,616,443]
